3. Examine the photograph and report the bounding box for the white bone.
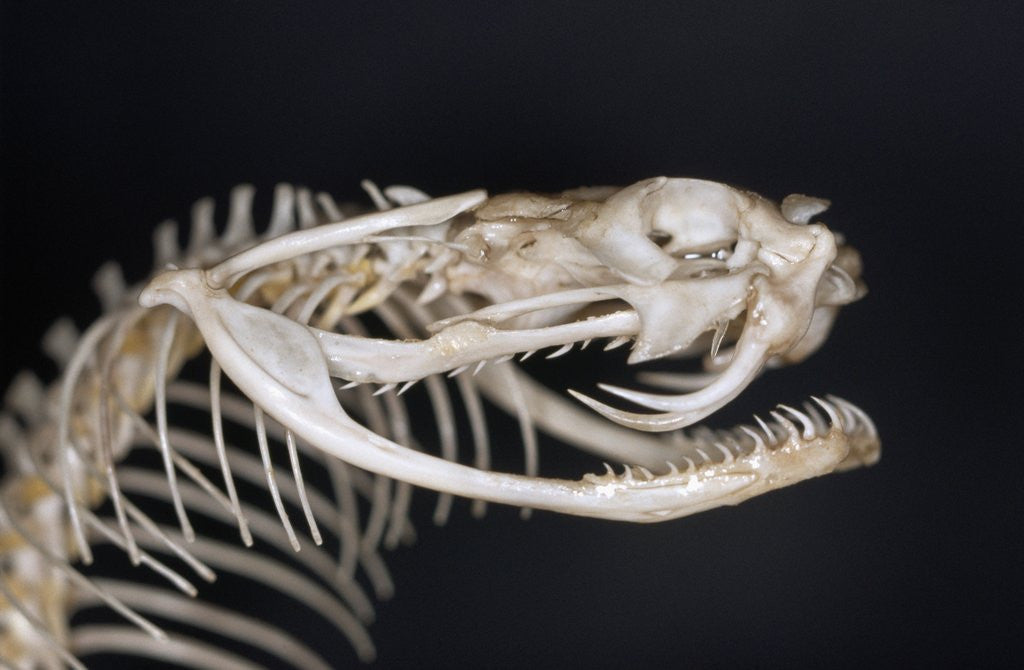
[222,184,256,246]
[138,268,852,522]
[569,337,771,431]
[266,183,297,238]
[1,177,877,669]
[152,220,180,268]
[313,310,638,384]
[188,196,216,257]
[205,189,486,288]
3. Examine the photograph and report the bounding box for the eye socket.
[647,229,672,247]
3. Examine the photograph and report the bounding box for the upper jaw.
[142,177,864,438]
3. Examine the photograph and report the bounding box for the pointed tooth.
[683,457,696,472]
[710,319,729,360]
[740,426,767,452]
[714,442,734,464]
[621,465,633,482]
[602,462,615,477]
[753,414,777,444]
[695,447,711,463]
[708,345,737,368]
[770,410,801,441]
[838,403,859,431]
[567,390,694,432]
[596,376,750,417]
[778,404,816,440]
[811,396,844,431]
[802,400,829,434]
[447,364,470,378]
[397,380,418,396]
[637,466,654,480]
[339,380,360,390]
[603,338,771,419]
[723,433,744,452]
[604,336,630,351]
[372,383,397,397]
[580,338,592,350]
[595,383,686,411]
[495,354,514,364]
[802,399,827,430]
[636,371,716,392]
[546,343,573,359]
[829,396,877,438]
[851,404,878,439]
[827,395,859,432]
[519,350,537,362]
[666,461,680,476]
[473,360,488,375]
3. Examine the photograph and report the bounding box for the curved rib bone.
[206,189,486,289]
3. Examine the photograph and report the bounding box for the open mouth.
[0,177,879,668]
[136,177,879,524]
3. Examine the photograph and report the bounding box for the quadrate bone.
[0,177,878,668]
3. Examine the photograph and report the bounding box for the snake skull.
[138,177,877,524]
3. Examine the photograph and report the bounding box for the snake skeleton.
[0,177,878,668]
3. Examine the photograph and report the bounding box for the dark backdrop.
[1,2,1020,668]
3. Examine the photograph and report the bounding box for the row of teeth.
[335,335,644,396]
[30,311,865,453]
[582,395,875,484]
[706,395,874,450]
[681,395,877,449]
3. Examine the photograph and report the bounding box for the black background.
[1,2,1021,668]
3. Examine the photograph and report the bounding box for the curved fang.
[568,337,771,432]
